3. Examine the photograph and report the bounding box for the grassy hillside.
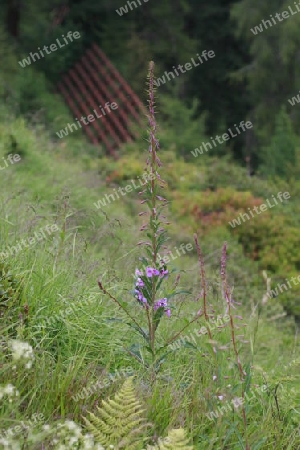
[1,93,300,449]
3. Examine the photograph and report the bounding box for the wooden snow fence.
[57,43,145,157]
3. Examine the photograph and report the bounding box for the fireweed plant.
[98,61,203,373]
[193,236,250,449]
[98,64,251,447]
[220,242,250,450]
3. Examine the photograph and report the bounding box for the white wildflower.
[8,340,34,369]
[65,420,81,434]
[68,437,78,446]
[0,436,21,450]
[4,384,15,395]
[0,384,19,402]
[81,433,105,450]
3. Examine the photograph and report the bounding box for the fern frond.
[147,428,194,449]
[83,376,149,449]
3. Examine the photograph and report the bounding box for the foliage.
[0,116,37,160]
[4,68,74,137]
[0,24,19,97]
[259,106,299,179]
[231,0,300,159]
[0,99,300,448]
[96,64,220,376]
[185,0,251,154]
[157,95,207,158]
[0,262,23,334]
[170,187,261,231]
[147,428,194,450]
[1,7,300,446]
[84,377,149,449]
[0,0,253,163]
[4,0,300,169]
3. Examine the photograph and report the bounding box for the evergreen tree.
[260,106,298,179]
[184,0,251,162]
[231,0,300,149]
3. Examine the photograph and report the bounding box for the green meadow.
[1,2,300,448]
[1,96,300,448]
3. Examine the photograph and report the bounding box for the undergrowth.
[0,63,299,449]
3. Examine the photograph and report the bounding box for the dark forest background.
[1,0,300,177]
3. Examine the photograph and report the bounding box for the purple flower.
[135,269,143,277]
[136,277,144,288]
[146,267,160,277]
[135,290,148,305]
[159,268,169,278]
[154,298,168,310]
[154,298,170,317]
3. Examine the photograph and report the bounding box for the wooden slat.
[86,47,142,125]
[57,44,145,154]
[60,76,114,152]
[74,60,129,147]
[57,81,98,145]
[93,43,146,115]
[67,68,122,152]
[78,55,132,143]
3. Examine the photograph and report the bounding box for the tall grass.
[0,62,300,449]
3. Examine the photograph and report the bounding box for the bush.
[12,67,73,131]
[0,116,36,160]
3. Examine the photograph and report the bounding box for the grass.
[0,77,300,449]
